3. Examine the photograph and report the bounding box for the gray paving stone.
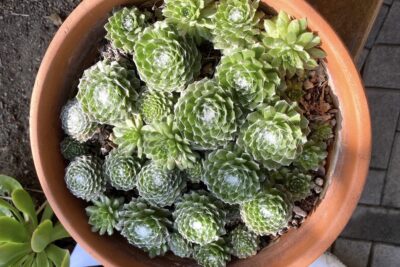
[371,243,400,267]
[341,205,400,244]
[384,0,393,5]
[382,133,400,208]
[367,89,400,168]
[377,2,400,44]
[366,5,389,48]
[360,169,385,205]
[357,48,370,71]
[333,238,371,267]
[364,46,400,89]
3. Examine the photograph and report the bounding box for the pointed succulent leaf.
[134,21,201,92]
[60,137,90,161]
[227,224,259,259]
[105,7,150,53]
[138,89,175,124]
[111,114,144,157]
[193,239,231,267]
[64,156,106,201]
[167,232,193,258]
[271,168,313,201]
[175,79,237,150]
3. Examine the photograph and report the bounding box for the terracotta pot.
[30,0,371,266]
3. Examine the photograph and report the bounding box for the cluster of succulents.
[60,1,332,266]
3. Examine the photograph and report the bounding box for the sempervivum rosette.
[237,100,309,170]
[60,99,97,142]
[193,239,231,267]
[142,116,198,170]
[64,156,106,201]
[85,195,124,235]
[175,79,237,150]
[118,199,172,258]
[294,140,328,171]
[213,0,261,52]
[215,46,280,110]
[77,60,140,124]
[203,147,261,204]
[60,137,90,161]
[111,114,144,157]
[227,224,259,259]
[139,89,175,124]
[136,162,186,207]
[240,187,293,235]
[103,150,141,191]
[163,0,216,41]
[105,7,150,53]
[271,168,312,201]
[261,11,326,77]
[133,21,201,92]
[184,161,203,183]
[168,232,194,258]
[173,191,226,245]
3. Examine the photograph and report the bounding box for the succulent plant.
[184,161,203,183]
[175,79,237,150]
[142,116,198,170]
[77,60,141,124]
[213,0,261,52]
[271,168,312,201]
[105,7,150,53]
[284,76,306,101]
[173,191,226,245]
[168,232,194,258]
[294,140,328,171]
[60,137,90,161]
[136,162,186,207]
[118,199,172,258]
[240,187,293,235]
[133,21,201,92]
[103,150,141,191]
[193,239,231,267]
[162,0,216,42]
[60,99,97,142]
[310,121,334,141]
[227,224,259,259]
[215,46,280,110]
[85,195,124,235]
[111,114,144,157]
[237,100,309,170]
[203,147,261,204]
[261,11,326,77]
[64,156,106,201]
[225,204,242,226]
[138,89,175,124]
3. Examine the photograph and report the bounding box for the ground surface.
[0,0,400,266]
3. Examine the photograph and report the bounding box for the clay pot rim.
[30,0,371,266]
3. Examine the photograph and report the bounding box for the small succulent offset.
[136,162,186,207]
[64,155,106,201]
[168,232,194,258]
[134,21,201,92]
[0,175,70,267]
[262,11,326,77]
[294,140,328,171]
[203,147,261,204]
[60,137,90,161]
[175,79,237,150]
[227,224,260,259]
[193,239,231,267]
[138,89,175,124]
[103,150,141,191]
[173,191,226,245]
[105,7,150,53]
[271,168,313,201]
[215,46,281,110]
[60,99,97,142]
[237,100,309,170]
[77,60,141,124]
[184,161,204,183]
[118,199,171,258]
[86,195,124,235]
[111,114,144,157]
[142,116,198,170]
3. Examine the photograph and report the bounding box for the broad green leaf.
[308,48,327,59]
[51,222,70,242]
[0,242,31,266]
[31,220,53,253]
[46,244,70,267]
[0,175,22,196]
[34,251,50,267]
[0,217,29,243]
[12,189,38,228]
[40,202,54,223]
[0,199,23,222]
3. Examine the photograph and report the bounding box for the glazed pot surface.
[30,0,371,266]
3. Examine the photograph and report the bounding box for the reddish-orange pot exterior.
[30,0,371,266]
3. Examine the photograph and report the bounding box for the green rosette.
[227,224,259,259]
[168,232,193,258]
[138,89,175,124]
[193,239,231,267]
[60,137,90,161]
[294,140,328,171]
[111,114,145,157]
